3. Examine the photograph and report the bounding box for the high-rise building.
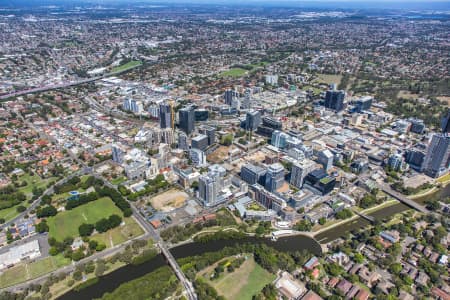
[199,125,215,145]
[353,96,372,113]
[159,103,174,129]
[194,109,209,121]
[191,134,209,151]
[112,143,125,164]
[198,175,218,206]
[265,75,278,85]
[290,159,316,189]
[179,106,195,135]
[409,118,425,134]
[240,164,267,185]
[265,163,285,192]
[317,149,334,172]
[189,148,206,167]
[246,110,262,131]
[387,153,405,172]
[324,90,345,112]
[198,164,227,206]
[178,132,188,151]
[271,130,289,149]
[224,89,238,106]
[441,110,450,133]
[422,133,450,178]
[262,116,282,130]
[405,148,426,171]
[123,99,143,114]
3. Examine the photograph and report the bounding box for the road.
[378,183,430,214]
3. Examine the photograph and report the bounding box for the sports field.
[206,256,275,300]
[111,60,142,73]
[219,68,248,78]
[47,197,123,241]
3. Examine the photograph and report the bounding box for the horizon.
[1,0,450,10]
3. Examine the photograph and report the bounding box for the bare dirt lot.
[207,146,231,163]
[149,189,189,212]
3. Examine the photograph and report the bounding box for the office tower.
[224,89,238,106]
[240,164,267,185]
[198,175,218,206]
[262,116,282,130]
[194,109,209,121]
[353,96,372,113]
[242,88,252,109]
[265,163,285,192]
[290,159,316,189]
[148,105,159,119]
[199,125,215,146]
[179,106,195,135]
[189,148,206,167]
[123,99,143,114]
[441,110,450,133]
[265,75,278,85]
[122,99,131,111]
[317,149,334,172]
[246,110,262,131]
[287,148,306,161]
[178,132,188,151]
[409,118,425,134]
[405,148,426,171]
[422,133,450,178]
[191,134,209,151]
[387,153,405,171]
[271,130,289,149]
[112,143,125,164]
[159,102,174,129]
[324,90,345,112]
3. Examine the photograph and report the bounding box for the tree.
[16,205,26,212]
[389,263,402,275]
[95,260,106,277]
[79,223,94,237]
[354,253,364,264]
[95,218,110,233]
[36,220,49,233]
[88,240,98,250]
[72,270,82,281]
[36,205,57,218]
[318,217,326,225]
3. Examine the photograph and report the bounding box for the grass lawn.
[111,176,126,185]
[91,217,144,248]
[17,173,57,198]
[0,205,22,221]
[112,60,142,73]
[28,257,54,278]
[0,265,27,288]
[47,197,123,241]
[312,74,342,85]
[207,256,275,300]
[219,68,248,78]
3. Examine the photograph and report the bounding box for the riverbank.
[312,199,398,236]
